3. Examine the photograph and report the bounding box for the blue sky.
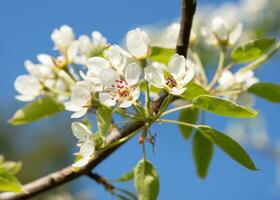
[0,0,280,199]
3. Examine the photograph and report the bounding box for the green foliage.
[9,96,64,125]
[116,169,134,182]
[178,108,199,139]
[248,82,280,103]
[197,125,257,170]
[231,38,275,63]
[193,95,258,118]
[149,47,175,64]
[193,131,213,178]
[96,106,112,141]
[134,159,159,200]
[181,82,209,100]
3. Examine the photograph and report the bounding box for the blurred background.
[0,0,280,199]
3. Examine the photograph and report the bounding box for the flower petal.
[201,27,218,46]
[168,54,186,79]
[229,23,243,45]
[71,122,93,142]
[144,65,165,88]
[71,108,88,119]
[99,92,116,107]
[37,54,54,66]
[125,63,142,86]
[86,57,110,75]
[212,16,229,41]
[14,75,41,96]
[99,68,120,87]
[126,28,150,58]
[67,41,79,62]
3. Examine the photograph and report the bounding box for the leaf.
[231,38,275,63]
[0,162,22,175]
[10,96,64,125]
[178,108,199,139]
[116,188,138,200]
[116,169,134,182]
[248,82,280,103]
[134,159,159,200]
[0,172,23,193]
[149,47,175,64]
[96,106,112,140]
[193,131,213,178]
[193,95,258,118]
[181,82,209,100]
[198,125,257,170]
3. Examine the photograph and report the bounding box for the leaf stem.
[160,104,193,117]
[145,81,151,116]
[156,118,198,129]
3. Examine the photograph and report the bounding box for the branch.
[0,1,196,199]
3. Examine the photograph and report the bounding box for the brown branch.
[87,172,115,192]
[0,1,196,199]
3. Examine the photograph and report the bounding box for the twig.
[87,172,115,192]
[0,0,196,199]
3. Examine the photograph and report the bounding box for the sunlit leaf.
[181,82,209,100]
[231,38,275,63]
[9,96,64,125]
[134,159,159,200]
[0,162,22,175]
[248,82,280,103]
[116,169,134,182]
[178,108,199,139]
[193,95,258,118]
[0,172,23,193]
[198,125,257,170]
[96,106,112,140]
[149,47,175,64]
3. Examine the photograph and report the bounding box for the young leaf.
[193,95,258,118]
[134,159,159,200]
[116,169,134,182]
[198,125,257,170]
[0,162,22,175]
[231,38,275,63]
[96,106,112,140]
[193,131,213,179]
[149,47,175,64]
[248,82,280,103]
[178,108,199,139]
[181,82,209,100]
[0,172,23,193]
[9,96,64,125]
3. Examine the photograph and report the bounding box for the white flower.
[126,28,150,59]
[144,54,195,95]
[201,16,243,46]
[65,81,93,118]
[14,75,42,101]
[71,122,95,168]
[91,31,107,47]
[51,25,75,52]
[99,63,141,108]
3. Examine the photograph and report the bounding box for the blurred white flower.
[71,122,95,168]
[144,53,195,95]
[51,25,75,52]
[99,63,141,108]
[126,28,150,59]
[65,81,94,118]
[201,16,243,46]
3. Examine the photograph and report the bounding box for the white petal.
[126,28,150,58]
[15,95,36,102]
[51,25,75,50]
[78,35,93,54]
[212,16,229,40]
[37,54,54,66]
[91,31,107,47]
[180,59,195,85]
[99,68,120,87]
[86,57,110,75]
[14,75,41,96]
[80,140,95,157]
[119,101,133,108]
[71,122,93,142]
[104,45,127,71]
[144,65,165,88]
[24,60,35,74]
[71,82,92,107]
[99,92,116,107]
[72,156,90,168]
[201,27,218,46]
[218,70,234,87]
[170,87,186,95]
[125,63,142,86]
[67,41,79,62]
[71,108,88,118]
[65,101,81,112]
[131,87,141,101]
[229,23,243,45]
[167,54,186,79]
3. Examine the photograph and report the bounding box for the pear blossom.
[65,81,94,118]
[201,16,243,46]
[126,28,150,59]
[144,54,195,95]
[98,63,142,108]
[51,25,75,51]
[71,122,95,168]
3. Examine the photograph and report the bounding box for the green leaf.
[0,162,22,175]
[96,106,112,140]
[198,125,257,170]
[181,82,209,100]
[193,95,258,118]
[134,159,159,200]
[10,96,64,125]
[248,82,280,103]
[0,172,23,193]
[178,108,199,139]
[231,38,275,63]
[116,169,134,182]
[149,47,175,64]
[193,131,213,178]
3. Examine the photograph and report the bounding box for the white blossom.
[51,25,75,52]
[71,122,95,168]
[144,53,195,95]
[98,63,142,108]
[201,16,243,46]
[126,28,150,59]
[65,81,94,118]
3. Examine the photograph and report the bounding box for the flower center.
[111,80,132,101]
[166,76,177,88]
